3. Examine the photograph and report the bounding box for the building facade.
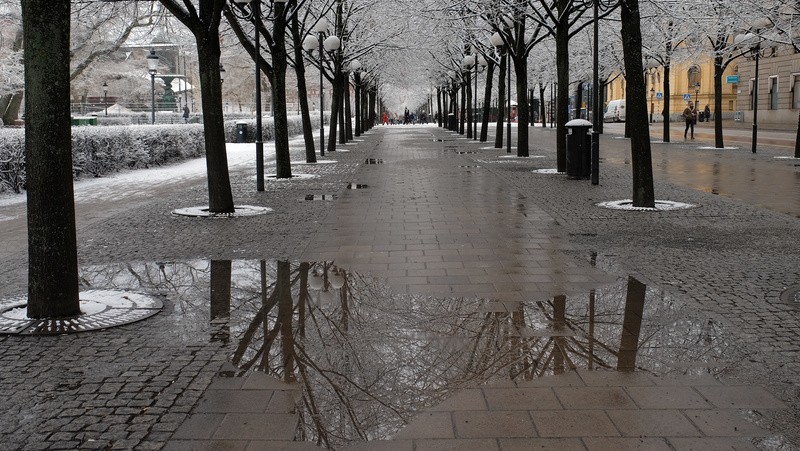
[735,45,800,129]
[605,57,738,121]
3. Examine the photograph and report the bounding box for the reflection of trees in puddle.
[79,260,750,448]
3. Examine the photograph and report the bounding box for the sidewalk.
[0,124,798,450]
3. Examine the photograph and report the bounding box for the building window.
[688,66,701,89]
[769,76,779,110]
[793,74,800,109]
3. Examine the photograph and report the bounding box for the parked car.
[603,99,626,122]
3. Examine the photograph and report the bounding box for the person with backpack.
[683,101,697,140]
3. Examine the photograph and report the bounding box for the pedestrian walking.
[704,104,711,122]
[182,106,190,123]
[382,112,389,125]
[682,101,697,140]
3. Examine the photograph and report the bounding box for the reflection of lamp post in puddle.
[308,265,341,307]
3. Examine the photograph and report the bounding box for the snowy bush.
[224,114,323,143]
[0,131,25,193]
[0,116,325,193]
[0,124,205,193]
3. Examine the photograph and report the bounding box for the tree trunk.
[437,88,443,127]
[291,14,315,163]
[555,8,570,172]
[450,86,458,131]
[338,73,346,144]
[481,61,495,142]
[23,0,80,318]
[272,2,292,179]
[620,0,655,208]
[2,92,23,125]
[466,70,473,138]
[662,26,672,142]
[354,74,361,137]
[514,56,529,157]
[197,38,235,212]
[276,261,295,383]
[539,84,547,128]
[713,57,725,148]
[344,76,353,141]
[0,94,11,121]
[795,110,800,158]
[327,69,341,153]
[368,86,376,129]
[210,260,232,344]
[597,80,605,133]
[495,55,506,149]
[459,83,466,134]
[617,276,646,372]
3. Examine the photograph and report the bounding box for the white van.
[603,99,626,122]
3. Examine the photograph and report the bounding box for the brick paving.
[0,122,799,449]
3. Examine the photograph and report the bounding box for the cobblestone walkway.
[0,124,798,450]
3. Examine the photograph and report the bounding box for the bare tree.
[22,0,80,317]
[620,0,654,207]
[159,0,235,212]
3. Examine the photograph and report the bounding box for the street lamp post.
[506,51,511,154]
[591,0,600,185]
[351,59,362,136]
[734,19,771,154]
[303,18,339,157]
[694,82,700,111]
[231,0,266,191]
[462,54,475,140]
[649,87,655,124]
[102,82,108,116]
[473,55,480,140]
[147,49,159,125]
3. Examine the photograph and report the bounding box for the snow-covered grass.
[0,114,322,195]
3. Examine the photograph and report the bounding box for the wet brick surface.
[1,125,799,448]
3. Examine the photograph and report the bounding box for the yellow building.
[605,57,739,119]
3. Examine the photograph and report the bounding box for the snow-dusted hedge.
[0,124,205,193]
[224,114,323,143]
[0,115,325,193]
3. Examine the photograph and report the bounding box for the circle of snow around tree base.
[532,169,564,174]
[292,160,337,165]
[774,156,800,160]
[499,155,546,159]
[596,199,697,211]
[262,173,319,181]
[0,289,163,335]
[172,205,273,218]
[697,146,740,150]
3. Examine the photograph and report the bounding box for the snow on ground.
[0,138,307,208]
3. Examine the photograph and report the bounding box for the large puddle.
[78,259,751,448]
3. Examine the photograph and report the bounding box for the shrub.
[0,124,205,193]
[224,114,323,143]
[0,114,326,193]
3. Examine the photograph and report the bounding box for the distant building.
[605,57,738,121]
[735,43,800,129]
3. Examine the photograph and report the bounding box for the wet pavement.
[0,122,799,450]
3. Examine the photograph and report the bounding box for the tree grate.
[0,290,163,335]
[779,285,800,304]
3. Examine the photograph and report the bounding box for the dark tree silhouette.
[23,0,81,318]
